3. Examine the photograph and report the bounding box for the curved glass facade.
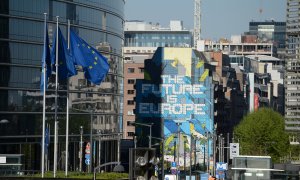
[0,0,124,171]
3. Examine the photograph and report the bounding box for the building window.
[127,121,134,126]
[127,132,135,137]
[128,79,135,84]
[128,68,135,73]
[128,90,135,94]
[127,110,135,115]
[139,68,144,73]
[127,100,134,105]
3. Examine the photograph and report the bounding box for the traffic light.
[129,148,158,180]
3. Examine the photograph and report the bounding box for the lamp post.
[206,132,212,175]
[183,136,187,174]
[79,126,83,172]
[176,122,181,180]
[89,110,94,173]
[213,124,217,176]
[129,122,153,148]
[189,135,193,180]
[151,136,165,179]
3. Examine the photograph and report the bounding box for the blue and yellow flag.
[51,27,77,80]
[70,30,109,85]
[40,24,51,92]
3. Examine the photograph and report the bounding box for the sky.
[125,0,286,40]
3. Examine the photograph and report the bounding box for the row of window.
[5,0,124,36]
[127,67,144,73]
[125,42,191,48]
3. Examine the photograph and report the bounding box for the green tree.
[233,108,290,162]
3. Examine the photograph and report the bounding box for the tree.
[233,108,290,162]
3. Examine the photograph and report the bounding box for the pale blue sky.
[125,0,286,40]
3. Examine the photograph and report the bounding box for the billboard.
[135,47,214,167]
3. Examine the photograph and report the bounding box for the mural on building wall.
[135,47,214,168]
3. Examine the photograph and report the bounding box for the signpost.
[85,142,91,166]
[216,162,227,179]
[230,143,239,159]
[170,162,177,175]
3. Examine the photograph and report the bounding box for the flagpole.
[53,16,59,178]
[41,12,47,178]
[65,19,70,177]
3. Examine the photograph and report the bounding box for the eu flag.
[51,27,77,80]
[40,24,51,92]
[70,30,109,85]
[44,127,50,154]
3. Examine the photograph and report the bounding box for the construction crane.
[259,0,263,21]
[193,0,201,49]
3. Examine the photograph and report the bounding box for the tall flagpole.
[41,12,47,178]
[53,16,59,178]
[65,19,70,177]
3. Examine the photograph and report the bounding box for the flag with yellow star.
[51,27,77,80]
[70,30,109,85]
[40,23,51,92]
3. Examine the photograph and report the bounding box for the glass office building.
[0,0,124,171]
[125,31,192,47]
[124,21,193,48]
[248,21,286,58]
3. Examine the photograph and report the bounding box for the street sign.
[85,142,91,154]
[216,162,227,179]
[216,162,228,170]
[85,158,90,165]
[85,154,90,159]
[230,143,239,159]
[216,170,225,179]
[171,162,176,168]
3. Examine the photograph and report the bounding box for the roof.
[245,55,281,61]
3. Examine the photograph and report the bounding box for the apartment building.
[285,0,300,131]
[123,57,146,139]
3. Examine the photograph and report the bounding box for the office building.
[244,55,284,114]
[285,0,300,131]
[124,20,193,53]
[248,21,286,58]
[0,0,124,171]
[198,36,273,57]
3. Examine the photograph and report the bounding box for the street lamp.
[129,122,153,148]
[151,136,165,179]
[183,135,188,174]
[79,126,83,172]
[74,106,94,173]
[205,131,213,174]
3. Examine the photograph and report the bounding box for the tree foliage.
[233,108,290,162]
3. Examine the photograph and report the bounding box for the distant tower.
[194,0,201,49]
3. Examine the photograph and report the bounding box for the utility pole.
[227,133,230,164]
[79,126,83,172]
